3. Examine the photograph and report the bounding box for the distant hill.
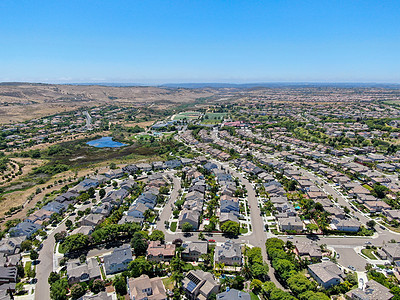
[160,82,400,89]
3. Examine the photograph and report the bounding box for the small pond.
[86,136,127,148]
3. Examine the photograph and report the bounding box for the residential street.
[35,200,97,300]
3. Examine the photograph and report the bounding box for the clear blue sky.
[1,0,399,84]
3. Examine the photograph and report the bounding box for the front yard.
[361,248,377,260]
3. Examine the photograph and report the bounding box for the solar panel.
[187,281,197,292]
[187,273,201,285]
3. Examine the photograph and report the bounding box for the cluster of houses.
[66,235,246,300]
[175,161,245,232]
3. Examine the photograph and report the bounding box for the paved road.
[157,174,181,236]
[222,162,286,289]
[36,222,66,300]
[35,198,99,300]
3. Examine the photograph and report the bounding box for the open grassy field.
[172,111,202,120]
[200,112,227,124]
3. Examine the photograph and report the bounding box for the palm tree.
[171,271,184,288]
[241,262,252,279]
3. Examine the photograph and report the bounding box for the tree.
[88,187,96,198]
[65,219,73,230]
[99,188,106,199]
[287,273,315,296]
[129,257,153,277]
[149,230,165,242]
[372,183,388,199]
[20,240,33,252]
[54,231,67,243]
[299,291,330,300]
[251,263,269,281]
[113,275,127,295]
[251,279,263,293]
[367,220,376,228]
[50,278,68,300]
[60,233,89,253]
[70,284,86,299]
[144,209,153,221]
[110,162,117,170]
[131,232,148,256]
[170,256,185,273]
[286,180,297,191]
[30,250,39,261]
[232,275,245,290]
[91,279,105,294]
[48,271,60,285]
[182,222,193,232]
[221,221,240,236]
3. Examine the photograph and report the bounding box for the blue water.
[86,136,127,148]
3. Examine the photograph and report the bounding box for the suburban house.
[9,222,41,238]
[220,197,239,215]
[294,241,322,260]
[0,237,25,255]
[0,266,17,285]
[330,218,360,232]
[384,210,400,222]
[278,216,303,233]
[308,261,344,289]
[182,241,208,261]
[103,245,133,275]
[183,270,220,300]
[346,280,393,300]
[25,209,53,225]
[80,214,104,227]
[136,163,152,172]
[136,192,157,208]
[80,292,112,300]
[383,243,400,263]
[214,241,242,266]
[146,241,176,262]
[178,210,200,230]
[127,202,148,219]
[42,201,68,214]
[217,288,251,300]
[219,212,240,225]
[127,274,167,300]
[66,257,101,285]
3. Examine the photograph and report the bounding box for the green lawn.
[24,261,32,275]
[362,184,373,191]
[240,227,248,234]
[173,112,202,120]
[170,222,177,232]
[250,292,259,300]
[99,264,106,280]
[162,277,175,291]
[361,248,377,260]
[201,112,227,124]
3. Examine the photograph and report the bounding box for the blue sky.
[1,0,399,84]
